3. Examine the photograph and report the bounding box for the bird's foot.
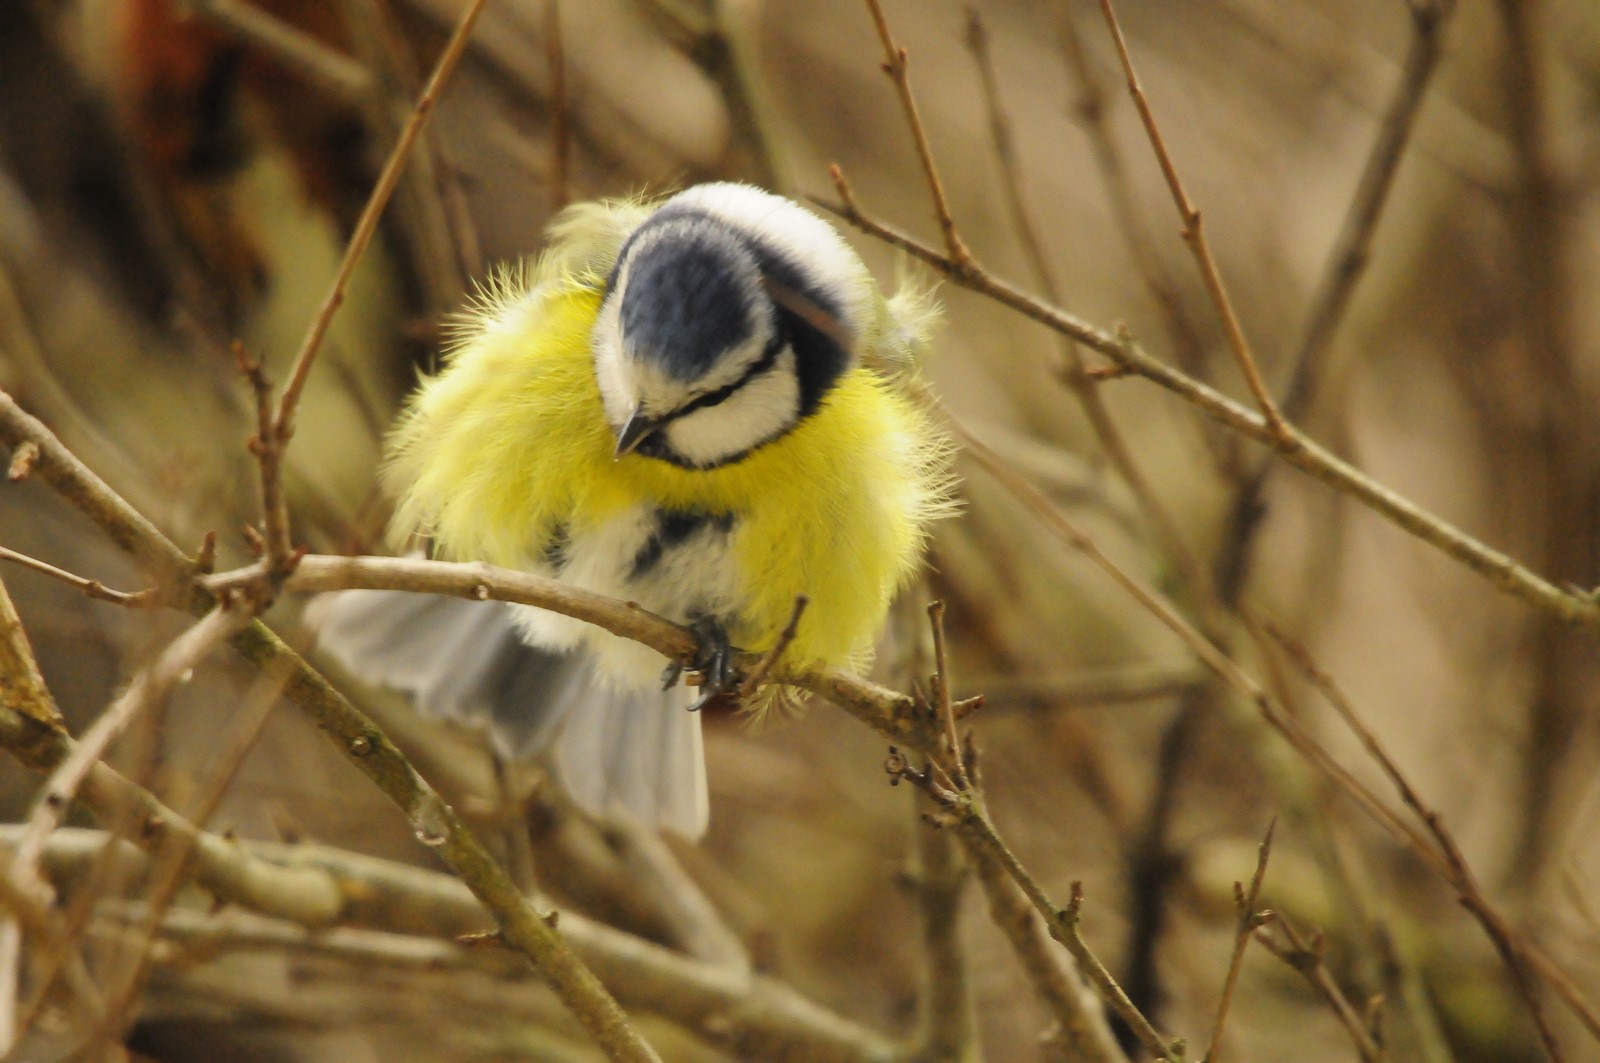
[658,616,741,711]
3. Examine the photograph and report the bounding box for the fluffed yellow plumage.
[386,272,953,680]
[312,183,956,833]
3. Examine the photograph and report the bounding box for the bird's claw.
[681,615,738,711]
[659,659,684,692]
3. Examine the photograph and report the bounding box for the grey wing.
[309,588,579,755]
[310,589,708,837]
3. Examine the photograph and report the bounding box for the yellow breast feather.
[386,279,952,676]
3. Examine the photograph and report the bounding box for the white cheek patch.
[591,289,634,427]
[664,348,800,467]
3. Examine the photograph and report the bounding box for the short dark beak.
[613,406,663,459]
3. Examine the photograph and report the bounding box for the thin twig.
[9,607,248,890]
[1266,624,1591,1056]
[1203,819,1275,1062]
[0,394,196,594]
[235,342,295,582]
[967,848,1127,1063]
[738,595,808,700]
[970,663,1201,708]
[0,547,151,608]
[1095,0,1286,437]
[1053,2,1214,385]
[331,0,464,308]
[84,654,295,1051]
[1495,0,1587,897]
[926,787,1182,1063]
[0,571,95,1037]
[187,0,373,103]
[962,8,1210,608]
[1255,913,1383,1063]
[1281,0,1457,421]
[925,600,967,788]
[887,753,1179,1062]
[0,572,64,731]
[860,0,970,266]
[908,790,978,1063]
[812,179,1600,635]
[274,0,489,442]
[599,821,749,971]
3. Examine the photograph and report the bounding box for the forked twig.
[884,753,1181,1063]
[1255,913,1384,1063]
[814,174,1600,636]
[962,8,1210,612]
[925,600,967,788]
[1203,820,1275,1061]
[234,341,295,583]
[274,0,489,441]
[1095,0,1285,437]
[860,0,970,266]
[737,595,808,699]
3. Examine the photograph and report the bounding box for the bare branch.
[1282,0,1458,420]
[859,0,970,265]
[0,546,151,608]
[8,828,905,1063]
[1095,0,1285,437]
[212,553,942,755]
[1255,914,1383,1063]
[926,600,968,789]
[964,7,1211,612]
[235,341,296,584]
[1203,820,1275,1062]
[738,594,808,700]
[10,607,246,881]
[967,851,1127,1063]
[811,186,1600,634]
[0,572,64,730]
[908,793,978,1063]
[1267,624,1594,1055]
[273,0,488,442]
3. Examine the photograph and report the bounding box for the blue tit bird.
[316,182,954,837]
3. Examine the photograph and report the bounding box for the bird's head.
[591,185,866,469]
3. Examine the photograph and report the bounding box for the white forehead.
[661,183,872,335]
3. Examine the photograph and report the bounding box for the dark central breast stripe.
[629,509,737,580]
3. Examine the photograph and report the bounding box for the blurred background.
[1,0,1598,1060]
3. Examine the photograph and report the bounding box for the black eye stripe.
[665,336,785,421]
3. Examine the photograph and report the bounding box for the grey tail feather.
[556,681,708,839]
[308,589,708,837]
